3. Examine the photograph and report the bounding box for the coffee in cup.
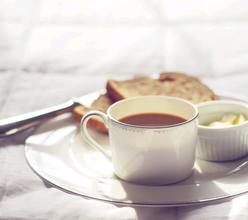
[81,96,198,185]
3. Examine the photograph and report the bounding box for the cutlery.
[0,99,82,138]
[0,91,101,138]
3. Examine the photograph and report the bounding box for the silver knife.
[0,91,101,138]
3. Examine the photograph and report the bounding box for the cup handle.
[80,111,111,160]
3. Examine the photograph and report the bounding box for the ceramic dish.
[25,91,248,207]
[197,100,248,161]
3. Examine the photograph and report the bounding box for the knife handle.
[0,100,78,138]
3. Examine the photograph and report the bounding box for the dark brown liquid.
[119,113,186,127]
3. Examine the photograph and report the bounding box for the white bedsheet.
[1,1,248,219]
[0,72,248,220]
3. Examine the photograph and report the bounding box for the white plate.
[25,91,248,207]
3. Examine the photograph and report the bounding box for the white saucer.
[25,92,248,207]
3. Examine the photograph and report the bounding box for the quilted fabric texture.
[1,1,248,220]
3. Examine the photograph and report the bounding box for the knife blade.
[0,91,102,138]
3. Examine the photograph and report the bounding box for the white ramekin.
[196,100,248,162]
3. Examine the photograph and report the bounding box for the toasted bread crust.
[74,72,218,133]
[73,94,113,133]
[106,72,218,104]
[107,76,161,100]
[106,80,125,101]
[91,93,113,112]
[159,72,218,103]
[73,105,90,122]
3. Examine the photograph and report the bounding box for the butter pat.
[221,114,237,124]
[207,113,246,128]
[235,114,246,124]
[208,121,232,128]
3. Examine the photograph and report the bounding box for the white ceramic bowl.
[197,100,248,161]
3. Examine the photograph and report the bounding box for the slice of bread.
[106,76,162,101]
[158,72,218,103]
[73,94,113,133]
[91,93,113,113]
[74,72,218,133]
[107,72,218,104]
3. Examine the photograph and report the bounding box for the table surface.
[1,1,248,219]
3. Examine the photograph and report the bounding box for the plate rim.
[25,90,248,207]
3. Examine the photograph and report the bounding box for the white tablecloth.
[1,1,248,219]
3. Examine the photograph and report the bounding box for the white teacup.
[81,96,198,185]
